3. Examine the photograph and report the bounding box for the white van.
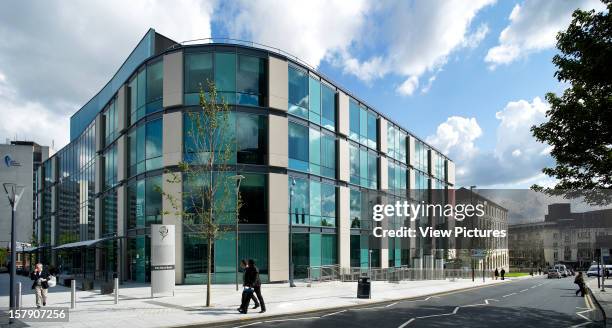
[554,264,568,277]
[587,264,612,277]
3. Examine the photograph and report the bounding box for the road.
[223,276,602,328]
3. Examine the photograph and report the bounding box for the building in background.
[34,29,456,285]
[509,203,612,270]
[0,140,49,269]
[453,188,509,272]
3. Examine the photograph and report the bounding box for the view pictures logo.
[4,154,21,167]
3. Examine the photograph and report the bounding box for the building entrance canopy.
[53,236,117,250]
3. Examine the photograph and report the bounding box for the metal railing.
[307,265,496,283]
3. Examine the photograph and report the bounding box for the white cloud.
[485,0,605,67]
[342,0,495,96]
[225,0,493,96]
[0,71,70,153]
[427,97,554,188]
[0,0,215,149]
[225,0,369,68]
[426,116,482,161]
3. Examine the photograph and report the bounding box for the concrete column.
[413,257,422,269]
[268,56,288,111]
[379,157,388,191]
[117,136,127,183]
[338,186,350,270]
[446,160,455,186]
[163,51,183,108]
[117,85,128,133]
[268,172,289,282]
[268,115,288,168]
[337,92,349,137]
[338,139,349,182]
[162,111,182,167]
[162,172,184,284]
[378,118,387,154]
[116,185,127,281]
[408,135,415,167]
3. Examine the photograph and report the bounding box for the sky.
[0,0,606,189]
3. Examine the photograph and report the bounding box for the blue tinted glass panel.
[288,66,308,119]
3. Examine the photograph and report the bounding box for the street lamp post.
[289,178,296,288]
[229,175,245,292]
[470,185,476,282]
[4,183,25,324]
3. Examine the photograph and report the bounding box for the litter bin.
[357,277,371,299]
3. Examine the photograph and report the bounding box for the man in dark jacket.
[30,263,49,308]
[249,259,266,313]
[238,260,258,314]
[500,268,506,280]
[575,272,586,297]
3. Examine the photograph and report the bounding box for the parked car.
[554,264,569,277]
[548,269,561,279]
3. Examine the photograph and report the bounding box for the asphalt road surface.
[223,276,602,328]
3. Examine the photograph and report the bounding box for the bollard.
[114,278,119,304]
[71,279,76,309]
[16,282,22,308]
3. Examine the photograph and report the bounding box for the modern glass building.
[34,29,456,284]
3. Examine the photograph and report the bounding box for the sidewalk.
[0,273,525,328]
[587,277,612,326]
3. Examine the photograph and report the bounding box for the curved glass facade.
[35,37,454,285]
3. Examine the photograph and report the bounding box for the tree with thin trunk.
[160,81,238,307]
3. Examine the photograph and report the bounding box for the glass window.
[289,122,309,171]
[320,133,336,179]
[288,66,308,119]
[321,183,336,227]
[359,107,368,145]
[368,152,378,189]
[104,144,117,190]
[183,111,237,165]
[387,125,396,159]
[103,99,118,145]
[145,119,163,171]
[137,69,146,118]
[184,53,213,104]
[321,84,336,131]
[321,234,337,265]
[309,129,321,176]
[214,53,236,104]
[236,113,266,164]
[129,119,163,176]
[309,77,321,125]
[146,60,163,113]
[367,112,377,149]
[309,181,321,227]
[289,177,309,225]
[350,145,360,185]
[145,175,162,226]
[236,55,266,106]
[350,189,361,228]
[349,100,360,142]
[399,131,407,163]
[239,173,266,224]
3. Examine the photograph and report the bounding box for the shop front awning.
[53,236,116,250]
[18,245,49,253]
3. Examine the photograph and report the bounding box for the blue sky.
[0,0,605,188]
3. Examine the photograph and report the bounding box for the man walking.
[575,272,585,297]
[250,259,266,313]
[238,260,257,314]
[500,268,506,280]
[30,263,49,308]
[494,268,499,280]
